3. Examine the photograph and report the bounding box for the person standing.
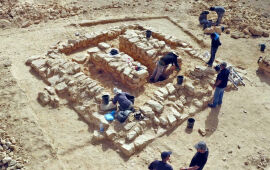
[209,6,225,26]
[207,32,221,67]
[180,141,209,170]
[150,52,180,83]
[208,62,230,108]
[149,151,173,170]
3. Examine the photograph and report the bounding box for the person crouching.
[112,88,134,111]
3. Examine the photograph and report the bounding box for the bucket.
[146,30,152,39]
[102,95,110,105]
[177,76,184,85]
[260,44,266,52]
[187,118,195,129]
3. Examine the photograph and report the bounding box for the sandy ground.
[1,0,270,170]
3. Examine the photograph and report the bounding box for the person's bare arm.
[212,79,222,88]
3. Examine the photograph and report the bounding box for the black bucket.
[102,95,110,105]
[187,118,195,129]
[260,44,266,52]
[177,76,184,85]
[146,30,152,39]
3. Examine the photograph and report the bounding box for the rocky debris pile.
[188,1,270,38]
[0,0,86,29]
[0,129,25,169]
[247,151,270,170]
[258,56,270,76]
[87,44,149,89]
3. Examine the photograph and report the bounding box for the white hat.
[113,88,122,95]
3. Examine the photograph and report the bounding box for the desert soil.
[0,0,270,170]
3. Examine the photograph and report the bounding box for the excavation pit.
[26,19,236,157]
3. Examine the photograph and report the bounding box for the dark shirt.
[211,35,221,48]
[160,53,179,69]
[199,11,209,24]
[112,92,132,110]
[148,160,173,170]
[216,68,230,88]
[189,150,209,170]
[213,6,225,14]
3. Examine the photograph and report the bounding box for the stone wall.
[87,43,149,89]
[119,29,181,73]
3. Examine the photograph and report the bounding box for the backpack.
[116,110,132,123]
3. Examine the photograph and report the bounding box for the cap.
[113,88,122,95]
[194,141,207,151]
[220,62,227,68]
[161,151,172,160]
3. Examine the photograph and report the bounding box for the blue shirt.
[148,160,173,170]
[213,6,225,14]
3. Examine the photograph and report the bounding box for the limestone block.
[106,128,116,140]
[158,88,169,98]
[204,27,215,34]
[72,54,87,64]
[55,82,67,94]
[146,49,157,58]
[168,95,177,101]
[188,106,197,115]
[50,96,60,108]
[154,91,165,102]
[184,82,195,95]
[127,130,138,141]
[193,99,203,108]
[74,105,87,115]
[47,75,60,86]
[26,55,42,65]
[146,100,164,113]
[98,42,111,50]
[134,134,155,149]
[180,114,189,121]
[140,106,155,118]
[134,126,142,135]
[120,143,135,156]
[248,26,264,36]
[258,56,270,73]
[92,130,105,142]
[159,116,168,126]
[134,70,148,79]
[123,67,132,76]
[31,59,47,71]
[44,86,55,95]
[129,37,140,43]
[167,114,177,126]
[73,72,84,78]
[100,102,117,111]
[153,116,160,125]
[168,107,180,120]
[91,112,109,129]
[87,47,100,55]
[124,122,136,131]
[158,41,166,48]
[166,83,176,94]
[37,91,50,106]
